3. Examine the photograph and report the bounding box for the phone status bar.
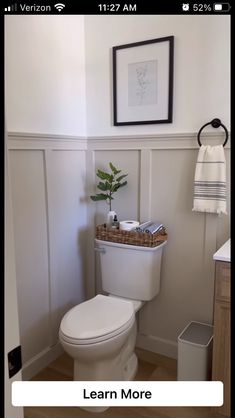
[3,2,232,15]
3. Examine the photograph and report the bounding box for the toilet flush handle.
[94,246,106,253]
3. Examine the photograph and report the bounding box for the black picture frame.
[113,36,174,126]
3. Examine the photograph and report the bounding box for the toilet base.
[76,324,137,413]
[74,350,138,381]
[123,351,138,381]
[80,352,138,413]
[61,319,138,413]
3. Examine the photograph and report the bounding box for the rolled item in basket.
[135,221,153,232]
[119,220,140,231]
[145,221,164,234]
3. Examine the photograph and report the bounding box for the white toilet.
[59,238,166,384]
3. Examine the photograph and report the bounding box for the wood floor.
[24,348,215,418]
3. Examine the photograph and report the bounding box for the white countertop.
[213,239,231,262]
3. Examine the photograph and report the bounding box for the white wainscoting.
[8,133,88,379]
[86,132,230,359]
[8,131,230,369]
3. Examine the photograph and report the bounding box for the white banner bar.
[12,381,223,407]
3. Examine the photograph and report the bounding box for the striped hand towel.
[192,145,227,215]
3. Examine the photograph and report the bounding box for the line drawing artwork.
[128,60,158,106]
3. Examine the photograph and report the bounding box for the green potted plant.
[90,162,128,220]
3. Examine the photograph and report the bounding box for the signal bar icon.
[4,4,17,12]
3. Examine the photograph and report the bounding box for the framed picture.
[113,36,174,126]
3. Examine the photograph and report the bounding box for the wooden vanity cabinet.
[212,261,231,417]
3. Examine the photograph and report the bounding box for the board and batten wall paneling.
[8,139,88,379]
[8,132,230,368]
[138,149,217,358]
[48,150,87,341]
[138,147,228,358]
[5,132,24,418]
[9,150,51,365]
[89,137,230,359]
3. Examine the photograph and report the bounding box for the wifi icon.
[54,3,65,11]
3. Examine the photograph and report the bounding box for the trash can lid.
[178,321,213,346]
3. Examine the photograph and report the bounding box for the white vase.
[106,210,116,228]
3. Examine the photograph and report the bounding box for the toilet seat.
[60,294,135,345]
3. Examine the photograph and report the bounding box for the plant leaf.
[117,180,128,188]
[116,174,128,182]
[97,181,110,191]
[90,193,108,201]
[97,170,112,181]
[109,162,121,175]
[111,183,120,192]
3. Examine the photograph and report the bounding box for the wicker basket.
[96,224,167,248]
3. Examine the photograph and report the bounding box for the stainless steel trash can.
[177,321,213,381]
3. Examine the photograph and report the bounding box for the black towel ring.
[197,118,228,147]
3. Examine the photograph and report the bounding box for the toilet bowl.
[59,294,141,381]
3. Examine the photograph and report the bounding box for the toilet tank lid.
[60,294,135,341]
[95,238,167,251]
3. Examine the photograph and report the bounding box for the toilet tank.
[95,239,167,301]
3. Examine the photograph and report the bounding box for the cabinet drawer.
[215,262,231,302]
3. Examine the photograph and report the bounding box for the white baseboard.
[136,333,178,360]
[22,342,64,380]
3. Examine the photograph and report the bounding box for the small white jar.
[106,210,116,228]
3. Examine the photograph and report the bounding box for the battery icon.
[213,3,231,11]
